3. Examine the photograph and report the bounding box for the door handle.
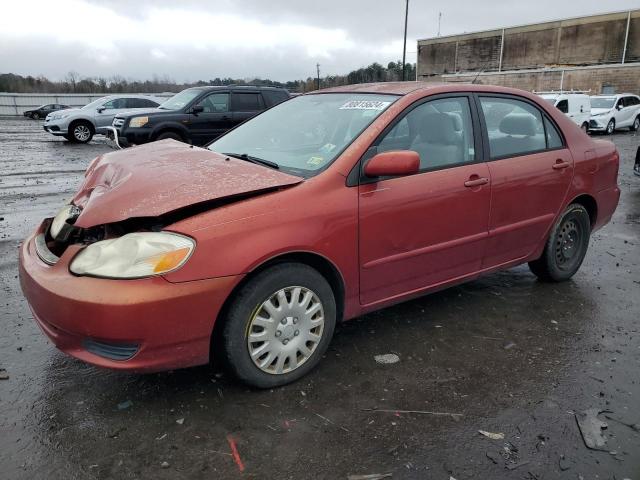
[552,160,570,170]
[464,177,489,187]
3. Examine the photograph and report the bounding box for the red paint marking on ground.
[227,435,245,472]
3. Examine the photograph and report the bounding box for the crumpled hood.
[72,139,303,228]
[590,108,612,117]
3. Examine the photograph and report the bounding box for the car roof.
[186,85,288,92]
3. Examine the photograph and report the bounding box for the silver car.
[43,95,162,143]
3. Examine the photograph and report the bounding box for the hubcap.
[555,219,581,266]
[607,121,614,134]
[74,125,90,141]
[634,118,639,130]
[247,286,324,375]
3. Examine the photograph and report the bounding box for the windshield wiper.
[223,152,279,169]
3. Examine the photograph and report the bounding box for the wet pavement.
[0,117,639,479]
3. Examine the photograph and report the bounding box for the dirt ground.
[0,117,638,480]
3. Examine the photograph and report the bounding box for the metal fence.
[0,93,174,116]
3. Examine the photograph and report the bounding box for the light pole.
[316,63,321,90]
[402,0,409,81]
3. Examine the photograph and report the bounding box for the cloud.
[1,0,638,82]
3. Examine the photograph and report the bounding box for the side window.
[142,98,160,107]
[555,99,568,114]
[262,90,289,107]
[377,97,475,170]
[631,97,640,106]
[102,98,126,109]
[197,93,229,113]
[544,117,563,149]
[232,92,264,112]
[479,97,546,159]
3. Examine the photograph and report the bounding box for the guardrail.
[0,93,174,116]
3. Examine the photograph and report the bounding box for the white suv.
[589,94,640,134]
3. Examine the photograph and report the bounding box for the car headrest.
[446,112,463,131]
[499,114,538,137]
[415,112,458,144]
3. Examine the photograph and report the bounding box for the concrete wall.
[418,9,640,77]
[0,93,173,116]
[434,63,640,95]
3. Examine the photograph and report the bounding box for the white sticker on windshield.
[339,100,391,110]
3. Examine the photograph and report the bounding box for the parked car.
[43,95,162,143]
[24,103,70,119]
[19,83,620,388]
[589,94,640,134]
[108,85,290,147]
[539,92,590,132]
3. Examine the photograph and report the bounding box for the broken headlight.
[70,232,195,279]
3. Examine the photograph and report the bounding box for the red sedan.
[19,83,620,387]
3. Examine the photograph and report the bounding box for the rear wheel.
[70,121,93,143]
[528,204,591,282]
[221,263,336,388]
[606,118,615,135]
[631,116,640,132]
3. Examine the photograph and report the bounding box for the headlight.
[51,112,69,120]
[129,116,149,128]
[70,232,195,279]
[50,204,81,240]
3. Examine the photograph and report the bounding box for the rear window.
[262,90,290,107]
[232,93,264,112]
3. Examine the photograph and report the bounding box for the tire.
[528,204,591,282]
[70,121,94,143]
[32,112,39,120]
[631,116,640,132]
[606,118,615,135]
[581,122,589,134]
[222,263,336,388]
[156,131,185,142]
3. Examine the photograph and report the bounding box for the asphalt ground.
[0,117,639,479]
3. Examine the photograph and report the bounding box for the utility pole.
[316,63,320,90]
[402,0,409,81]
[437,12,442,37]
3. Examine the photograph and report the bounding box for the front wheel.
[70,121,94,143]
[606,119,615,135]
[222,263,336,388]
[581,122,589,133]
[631,116,640,132]
[528,204,591,282]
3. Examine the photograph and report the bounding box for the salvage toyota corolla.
[19,83,620,388]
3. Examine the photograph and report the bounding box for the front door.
[189,92,231,145]
[358,95,491,306]
[477,95,574,267]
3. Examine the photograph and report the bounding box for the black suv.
[110,85,290,147]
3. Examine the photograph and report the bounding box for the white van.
[538,93,591,132]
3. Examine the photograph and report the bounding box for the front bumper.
[19,223,242,372]
[589,118,609,131]
[43,118,70,135]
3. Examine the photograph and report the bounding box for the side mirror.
[364,151,420,178]
[97,107,106,113]
[192,105,204,114]
[617,104,623,110]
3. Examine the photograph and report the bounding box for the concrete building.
[417,9,640,94]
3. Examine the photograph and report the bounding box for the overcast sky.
[1,0,638,82]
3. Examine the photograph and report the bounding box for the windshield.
[208,93,399,177]
[590,97,615,109]
[159,89,202,110]
[82,97,109,110]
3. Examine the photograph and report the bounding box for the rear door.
[477,95,574,268]
[231,91,265,126]
[358,95,491,305]
[189,92,231,145]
